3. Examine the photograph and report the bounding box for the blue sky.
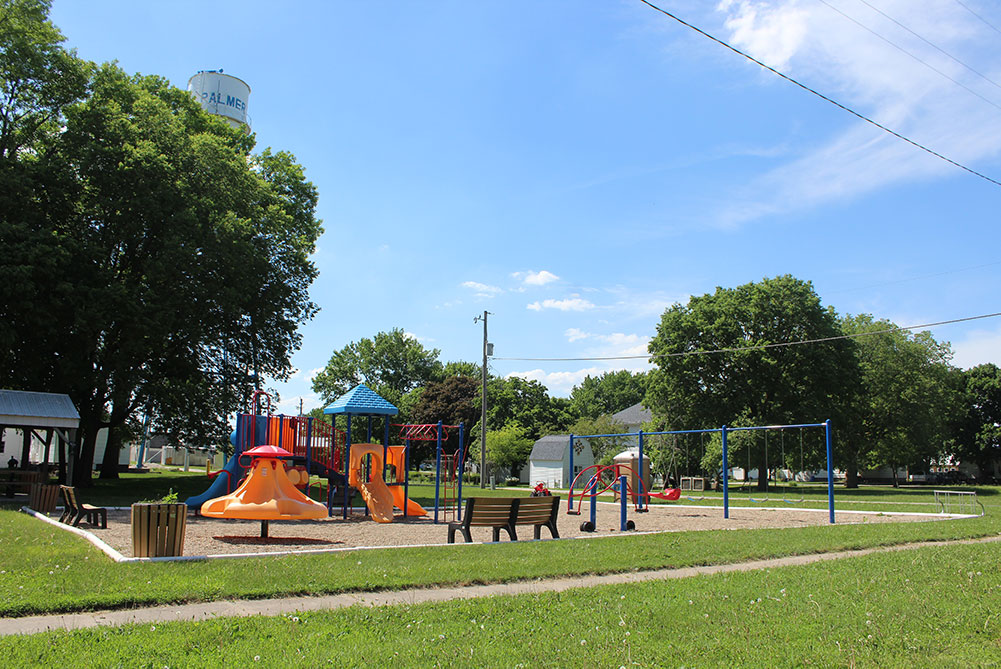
[51,1,1001,411]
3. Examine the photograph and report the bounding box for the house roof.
[323,384,399,416]
[611,402,652,427]
[529,435,569,461]
[0,390,80,429]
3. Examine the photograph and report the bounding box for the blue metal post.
[825,419,835,524]
[637,430,645,510]
[567,434,575,512]
[434,421,443,524]
[344,414,352,520]
[589,475,597,528]
[722,425,729,520]
[620,475,628,531]
[457,423,465,521]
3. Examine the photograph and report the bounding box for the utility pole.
[474,311,491,488]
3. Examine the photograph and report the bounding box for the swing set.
[568,419,837,525]
[734,427,810,505]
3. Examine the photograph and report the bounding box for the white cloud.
[950,326,1001,370]
[522,270,560,286]
[404,331,435,343]
[506,368,606,396]
[526,296,595,312]
[461,281,503,298]
[564,328,649,355]
[710,0,1001,225]
[306,367,325,383]
[719,0,808,70]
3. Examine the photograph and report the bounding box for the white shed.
[528,435,594,489]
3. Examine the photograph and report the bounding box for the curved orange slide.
[348,443,427,523]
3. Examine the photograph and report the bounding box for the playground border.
[20,504,979,564]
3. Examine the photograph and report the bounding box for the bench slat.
[447,496,560,544]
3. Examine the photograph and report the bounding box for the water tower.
[187,70,251,131]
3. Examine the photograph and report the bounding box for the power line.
[492,311,1001,362]
[828,259,1001,294]
[636,0,1001,189]
[854,0,1001,94]
[817,0,1001,112]
[953,0,1001,36]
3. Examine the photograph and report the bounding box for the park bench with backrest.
[59,485,107,528]
[1,470,43,496]
[448,495,560,543]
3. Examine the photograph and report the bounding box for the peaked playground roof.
[323,384,399,416]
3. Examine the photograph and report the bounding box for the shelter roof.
[0,390,79,429]
[323,384,399,416]
[530,435,570,461]
[611,402,652,428]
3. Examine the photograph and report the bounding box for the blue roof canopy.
[323,384,399,416]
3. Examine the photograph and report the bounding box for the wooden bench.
[1,470,43,496]
[59,485,107,528]
[448,496,560,543]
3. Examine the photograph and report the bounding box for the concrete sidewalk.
[4,535,999,637]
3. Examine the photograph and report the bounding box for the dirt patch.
[62,501,946,558]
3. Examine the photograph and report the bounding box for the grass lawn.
[2,539,998,666]
[2,478,1000,618]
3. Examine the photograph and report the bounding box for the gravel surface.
[61,501,944,558]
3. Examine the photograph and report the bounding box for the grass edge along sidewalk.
[1,534,998,638]
[3,506,1001,618]
[1,540,999,667]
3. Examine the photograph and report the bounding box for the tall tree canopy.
[645,275,857,489]
[0,1,323,484]
[954,364,1001,481]
[568,370,648,420]
[311,329,443,408]
[484,376,572,443]
[839,314,959,486]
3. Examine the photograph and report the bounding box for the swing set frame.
[568,419,836,524]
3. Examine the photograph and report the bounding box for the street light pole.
[474,311,491,488]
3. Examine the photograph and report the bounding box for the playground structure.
[568,463,681,532]
[395,422,467,523]
[185,386,468,524]
[200,444,327,537]
[568,420,837,524]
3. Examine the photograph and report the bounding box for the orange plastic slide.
[348,443,427,523]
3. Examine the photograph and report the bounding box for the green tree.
[0,9,323,484]
[312,329,443,408]
[568,370,648,420]
[483,425,534,476]
[405,375,479,465]
[439,360,480,379]
[0,0,89,160]
[485,376,571,442]
[646,276,857,490]
[567,414,632,464]
[840,315,960,486]
[954,363,1001,480]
